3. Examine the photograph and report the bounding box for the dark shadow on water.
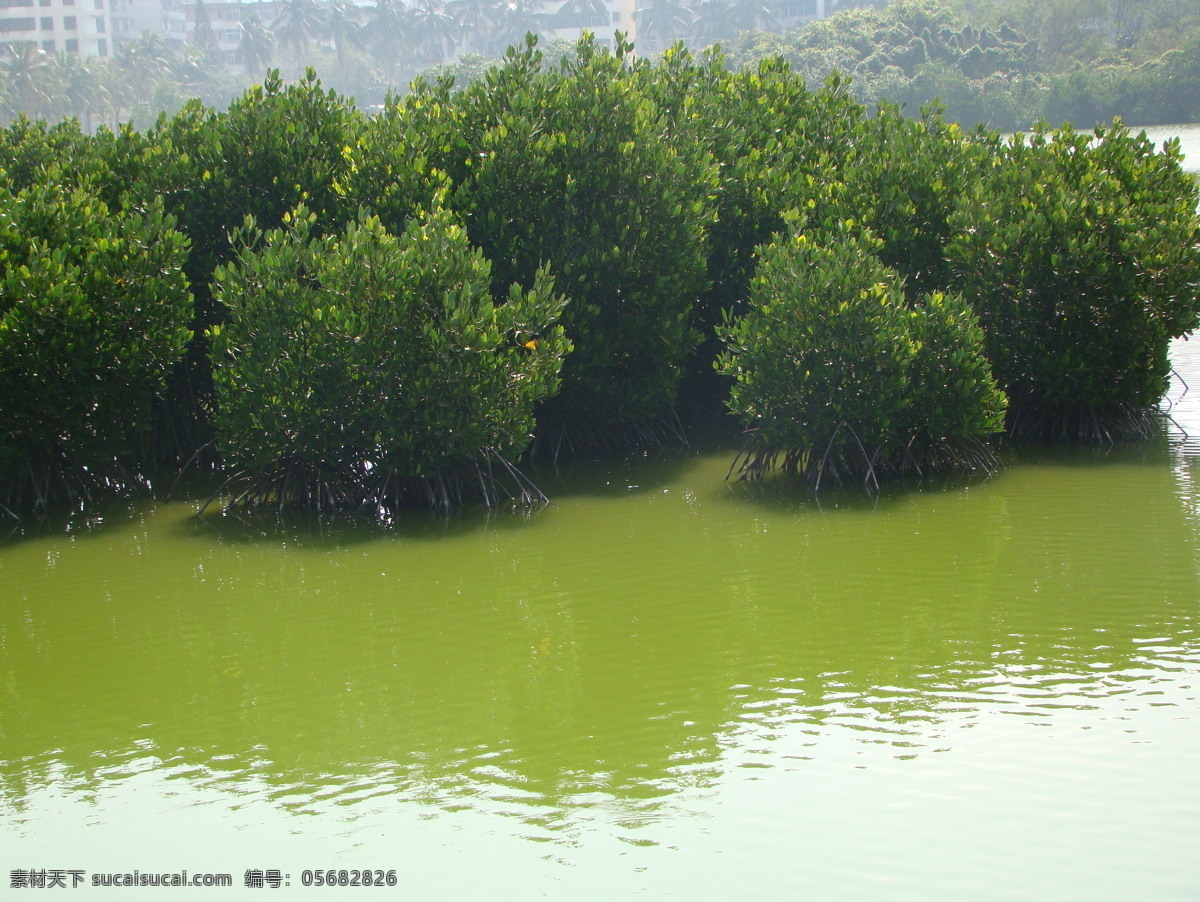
[1005,423,1177,469]
[175,495,553,548]
[168,440,722,546]
[0,467,556,550]
[0,492,158,550]
[715,427,1178,516]
[5,417,1185,550]
[523,447,701,501]
[722,460,1004,515]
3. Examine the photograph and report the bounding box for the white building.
[161,0,278,66]
[0,0,115,58]
[775,0,827,30]
[543,0,637,50]
[110,0,169,46]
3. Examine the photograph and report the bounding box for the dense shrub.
[0,177,192,509]
[717,224,1006,486]
[5,38,1200,515]
[337,87,457,237]
[947,121,1200,439]
[722,0,1036,129]
[74,71,370,463]
[429,36,717,439]
[637,49,872,417]
[678,56,864,320]
[720,0,1200,131]
[149,70,365,333]
[0,117,105,193]
[208,202,571,513]
[849,100,994,297]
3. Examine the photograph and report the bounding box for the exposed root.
[1162,366,1189,413]
[529,410,690,469]
[727,422,1001,491]
[1,454,153,521]
[1004,401,1159,443]
[204,448,549,519]
[165,440,216,501]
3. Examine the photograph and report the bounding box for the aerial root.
[200,451,549,518]
[727,423,1001,491]
[1004,402,1159,443]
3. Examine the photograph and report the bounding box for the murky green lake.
[2,126,1200,899]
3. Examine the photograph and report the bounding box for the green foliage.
[433,35,718,434]
[423,53,502,90]
[723,0,1034,127]
[3,33,1200,514]
[149,70,365,332]
[1039,45,1200,127]
[636,48,870,418]
[947,121,1200,438]
[0,117,105,192]
[679,56,865,317]
[902,287,1008,452]
[208,202,571,511]
[0,176,192,505]
[4,0,1199,133]
[717,225,1006,484]
[337,82,460,236]
[86,72,369,461]
[849,100,993,296]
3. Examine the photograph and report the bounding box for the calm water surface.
[2,127,1200,900]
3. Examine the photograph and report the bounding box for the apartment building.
[161,0,279,66]
[539,0,637,50]
[110,0,168,43]
[776,0,827,29]
[0,0,114,58]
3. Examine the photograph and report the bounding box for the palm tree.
[633,0,694,52]
[1,42,55,120]
[449,0,498,54]
[691,0,734,45]
[173,45,219,105]
[556,0,611,36]
[273,0,326,74]
[239,13,275,77]
[192,0,221,61]
[726,0,776,33]
[114,31,174,118]
[493,0,552,54]
[409,0,458,64]
[367,0,412,78]
[49,52,110,130]
[325,0,363,73]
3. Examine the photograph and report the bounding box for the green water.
[3,419,1199,898]
[2,126,1200,900]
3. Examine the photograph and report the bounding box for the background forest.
[1,0,1199,131]
[721,0,1200,128]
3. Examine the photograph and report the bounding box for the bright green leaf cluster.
[428,35,718,433]
[0,175,192,502]
[135,71,367,333]
[209,201,570,508]
[948,120,1200,438]
[716,224,1006,483]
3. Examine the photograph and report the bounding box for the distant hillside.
[719,0,1200,129]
